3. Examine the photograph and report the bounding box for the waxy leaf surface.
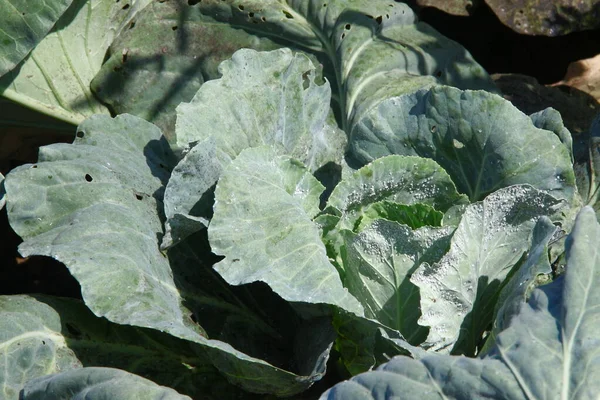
[4,114,332,396]
[350,86,577,202]
[321,207,600,399]
[210,146,363,316]
[165,49,345,247]
[22,368,191,400]
[0,0,150,124]
[0,0,73,77]
[411,185,564,354]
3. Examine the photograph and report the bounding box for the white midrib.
[561,277,593,400]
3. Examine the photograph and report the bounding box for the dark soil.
[420,2,600,83]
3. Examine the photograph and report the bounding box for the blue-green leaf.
[0,0,150,124]
[321,207,600,400]
[350,86,577,202]
[327,155,468,232]
[209,146,363,316]
[22,368,191,400]
[0,0,73,77]
[411,185,564,354]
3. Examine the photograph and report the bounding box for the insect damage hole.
[282,10,293,18]
[76,131,84,138]
[85,174,93,182]
[302,71,311,89]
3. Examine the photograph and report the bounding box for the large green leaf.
[94,0,495,138]
[161,138,219,249]
[0,0,150,125]
[332,311,419,376]
[91,0,283,136]
[575,114,600,219]
[0,0,73,77]
[350,86,577,202]
[326,155,468,231]
[529,107,574,164]
[4,114,333,396]
[209,145,363,316]
[342,220,454,344]
[480,216,556,354]
[22,368,191,400]
[175,48,345,171]
[5,114,192,339]
[194,1,496,130]
[354,202,444,233]
[0,295,249,400]
[320,155,465,274]
[321,206,600,399]
[163,48,346,248]
[167,231,337,395]
[411,185,564,354]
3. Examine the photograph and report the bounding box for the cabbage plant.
[0,0,597,399]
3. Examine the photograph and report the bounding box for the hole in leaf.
[85,174,93,182]
[238,4,244,10]
[32,165,37,169]
[376,15,383,24]
[122,50,128,63]
[128,21,136,29]
[282,10,293,18]
[172,25,178,30]
[122,3,130,9]
[187,0,201,5]
[431,125,437,133]
[323,3,327,6]
[302,71,311,89]
[341,32,346,39]
[261,16,266,22]
[135,193,143,200]
[42,340,46,345]
[76,131,84,138]
[345,23,351,30]
[248,12,254,17]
